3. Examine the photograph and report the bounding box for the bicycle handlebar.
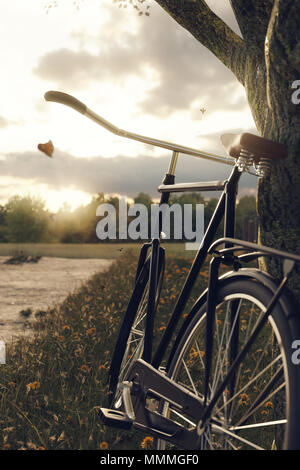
[44,90,238,167]
[45,91,87,115]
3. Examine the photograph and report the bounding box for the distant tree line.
[0,192,258,243]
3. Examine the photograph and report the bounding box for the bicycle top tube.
[44,90,238,167]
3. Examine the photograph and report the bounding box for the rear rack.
[209,237,300,263]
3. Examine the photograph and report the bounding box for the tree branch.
[154,0,247,84]
[230,1,274,55]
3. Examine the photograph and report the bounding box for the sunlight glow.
[0,0,256,208]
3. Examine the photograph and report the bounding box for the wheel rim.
[158,293,289,450]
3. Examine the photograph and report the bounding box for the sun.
[43,187,93,212]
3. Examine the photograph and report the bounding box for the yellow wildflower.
[99,441,108,450]
[80,365,90,374]
[141,436,154,449]
[240,393,249,401]
[240,400,249,407]
[26,381,40,393]
[86,327,96,336]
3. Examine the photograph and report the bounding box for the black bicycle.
[44,91,300,450]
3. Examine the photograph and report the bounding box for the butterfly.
[200,108,206,114]
[38,140,54,157]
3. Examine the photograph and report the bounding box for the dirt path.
[0,257,113,343]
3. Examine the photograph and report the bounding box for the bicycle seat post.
[168,150,179,176]
[156,151,179,237]
[224,166,241,249]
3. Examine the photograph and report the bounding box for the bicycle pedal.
[98,408,133,430]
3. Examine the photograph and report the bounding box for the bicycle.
[44,90,300,450]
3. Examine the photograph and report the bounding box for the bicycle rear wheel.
[157,276,300,450]
[108,249,165,408]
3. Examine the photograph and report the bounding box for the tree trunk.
[246,1,300,305]
[154,0,300,306]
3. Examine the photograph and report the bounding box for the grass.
[0,250,207,450]
[0,243,195,260]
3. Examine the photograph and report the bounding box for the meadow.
[0,242,195,260]
[0,249,204,450]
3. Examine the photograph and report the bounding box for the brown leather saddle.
[221,133,287,162]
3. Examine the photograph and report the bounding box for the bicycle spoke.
[211,302,229,394]
[203,429,214,450]
[231,419,287,431]
[194,340,205,370]
[182,359,199,396]
[121,341,143,377]
[156,277,298,450]
[215,354,282,415]
[168,407,196,428]
[212,299,241,396]
[211,423,264,450]
[191,339,213,395]
[227,440,240,450]
[234,364,284,425]
[233,381,286,428]
[202,297,283,425]
[128,332,144,341]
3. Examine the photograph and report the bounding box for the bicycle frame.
[141,163,242,368]
[45,91,300,449]
[43,90,245,368]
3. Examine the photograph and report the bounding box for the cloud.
[0,115,10,128]
[34,48,100,89]
[34,1,249,118]
[0,148,257,199]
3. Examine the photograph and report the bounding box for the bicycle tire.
[156,276,300,450]
[108,249,165,407]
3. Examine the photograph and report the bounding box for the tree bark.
[154,0,300,305]
[257,0,300,304]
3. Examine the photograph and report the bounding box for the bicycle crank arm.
[128,359,205,419]
[99,359,205,448]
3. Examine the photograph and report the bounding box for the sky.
[0,0,258,212]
